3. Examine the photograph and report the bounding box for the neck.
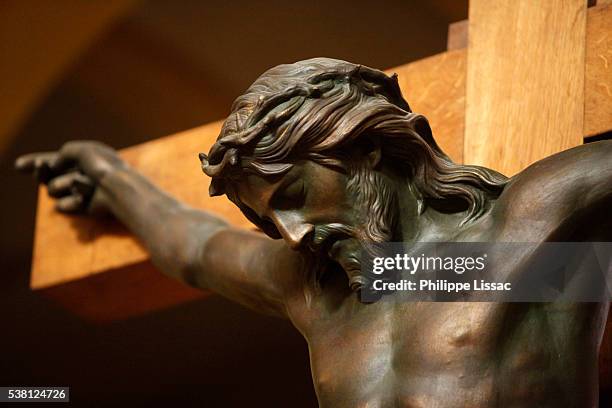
[395,179,476,243]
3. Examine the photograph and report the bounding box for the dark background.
[0,1,467,406]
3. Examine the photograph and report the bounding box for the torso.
[301,299,606,408]
[287,152,612,407]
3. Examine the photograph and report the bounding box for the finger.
[53,141,89,172]
[55,194,85,213]
[34,161,53,184]
[47,172,92,198]
[14,154,36,172]
[49,150,77,174]
[71,173,95,197]
[14,152,57,173]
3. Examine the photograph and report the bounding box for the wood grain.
[464,0,587,176]
[446,6,612,142]
[585,4,612,138]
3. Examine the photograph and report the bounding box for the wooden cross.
[28,0,612,387]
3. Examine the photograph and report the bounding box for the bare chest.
[302,300,602,408]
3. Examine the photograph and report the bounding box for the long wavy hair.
[200,58,508,236]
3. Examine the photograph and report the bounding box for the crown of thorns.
[199,64,410,196]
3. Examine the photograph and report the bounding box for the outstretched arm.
[16,141,306,317]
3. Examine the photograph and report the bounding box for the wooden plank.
[31,120,253,290]
[464,0,588,176]
[30,4,612,320]
[444,0,609,52]
[40,261,208,323]
[446,4,611,141]
[585,4,612,138]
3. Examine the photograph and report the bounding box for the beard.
[309,164,399,293]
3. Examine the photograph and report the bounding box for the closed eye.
[270,179,305,210]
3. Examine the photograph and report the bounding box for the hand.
[15,141,126,214]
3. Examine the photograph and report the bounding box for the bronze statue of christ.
[16,58,612,407]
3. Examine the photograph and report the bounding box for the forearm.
[98,165,228,283]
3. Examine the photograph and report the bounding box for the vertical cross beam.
[464,0,588,176]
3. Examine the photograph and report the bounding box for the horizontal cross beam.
[31,5,611,323]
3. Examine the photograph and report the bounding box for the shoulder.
[492,141,612,237]
[505,141,611,206]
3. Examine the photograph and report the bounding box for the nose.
[269,211,314,250]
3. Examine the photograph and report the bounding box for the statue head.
[200,57,507,292]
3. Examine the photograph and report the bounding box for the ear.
[362,135,382,170]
